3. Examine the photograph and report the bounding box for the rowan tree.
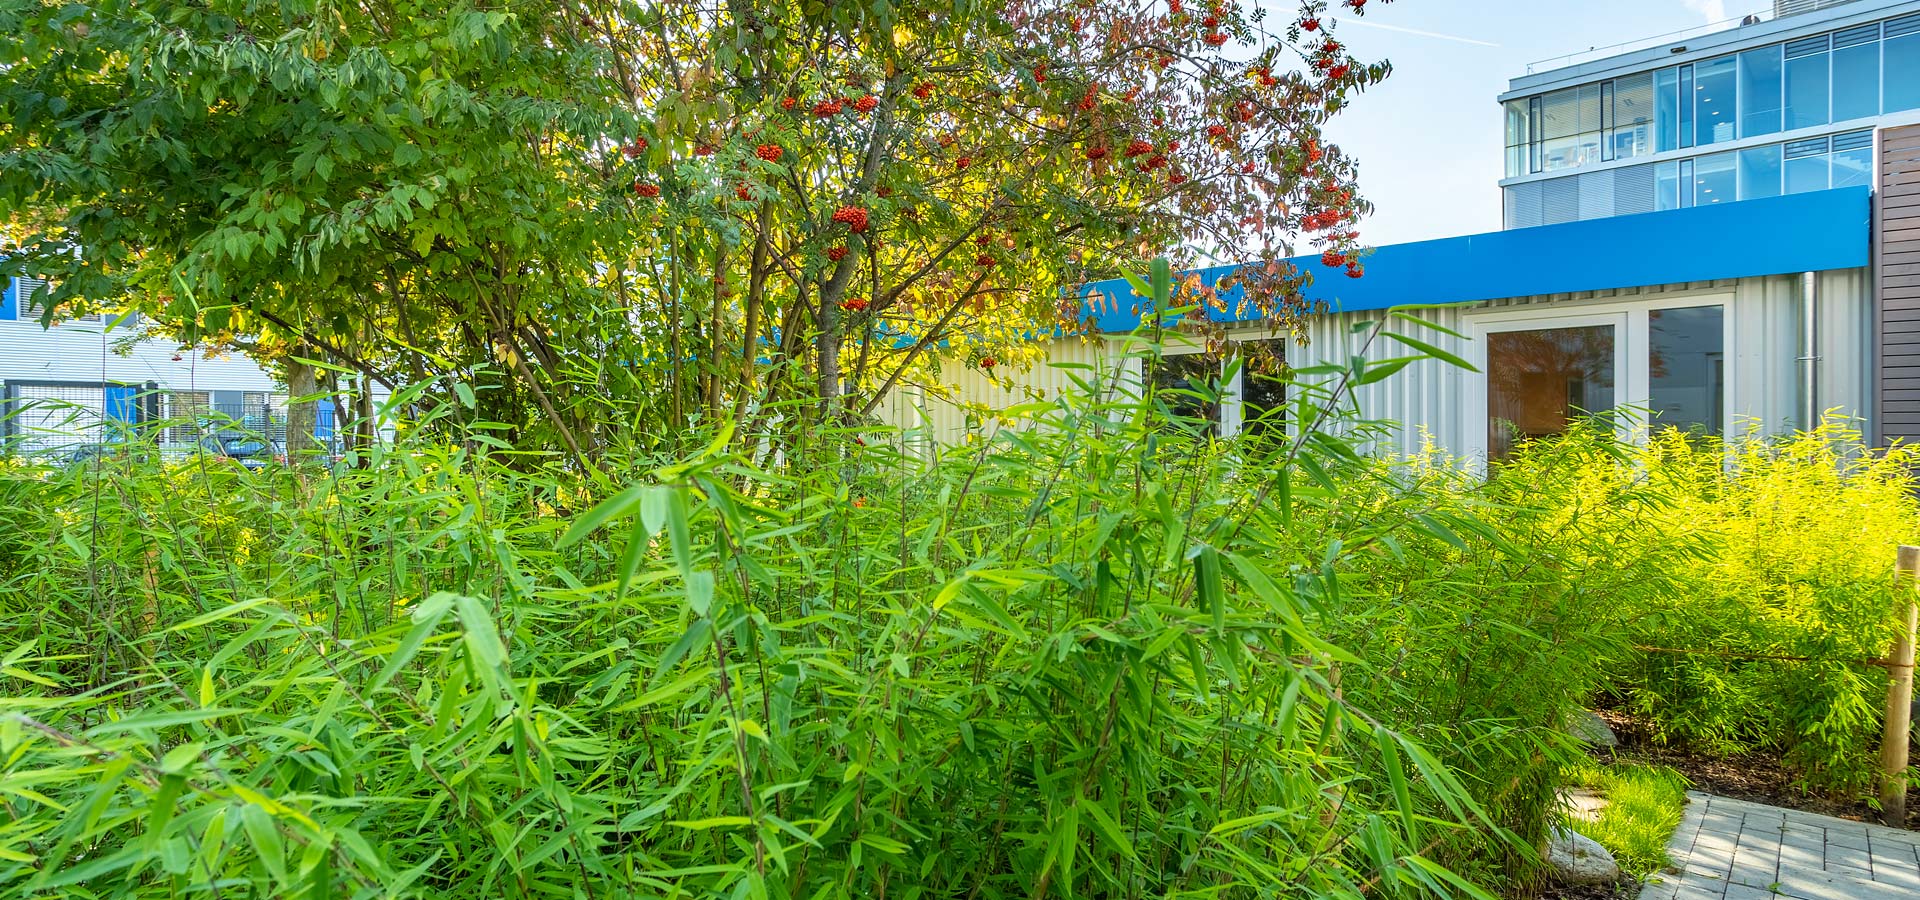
[0,0,1396,457]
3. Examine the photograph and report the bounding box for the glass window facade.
[1692,152,1735,205]
[1784,136,1830,193]
[1694,56,1737,146]
[1654,67,1681,153]
[1503,127,1872,227]
[1505,11,1917,193]
[1885,16,1920,112]
[1737,144,1782,200]
[1738,46,1783,138]
[1784,35,1831,132]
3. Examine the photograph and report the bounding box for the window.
[1236,341,1287,442]
[1655,67,1681,153]
[1147,352,1222,435]
[1739,45,1783,138]
[1785,36,1830,129]
[1692,152,1735,205]
[1693,56,1736,146]
[1487,325,1616,461]
[1539,84,1604,172]
[1648,306,1725,438]
[1785,136,1830,193]
[1832,24,1879,122]
[1612,72,1654,161]
[1737,144,1782,200]
[1679,65,1696,148]
[1504,100,1529,177]
[1832,129,1874,188]
[1885,14,1920,112]
[1655,161,1683,211]
[164,391,211,445]
[1528,96,1544,173]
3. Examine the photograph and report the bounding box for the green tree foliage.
[0,0,1393,456]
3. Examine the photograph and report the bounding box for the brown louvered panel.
[1883,125,1920,442]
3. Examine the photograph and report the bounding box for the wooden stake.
[1880,545,1920,826]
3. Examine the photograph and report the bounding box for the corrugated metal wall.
[872,337,1129,452]
[881,269,1873,459]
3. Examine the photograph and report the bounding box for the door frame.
[1463,292,1734,462]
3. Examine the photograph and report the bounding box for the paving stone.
[1637,792,1920,899]
[1775,862,1911,900]
[1823,844,1871,872]
[1824,829,1871,851]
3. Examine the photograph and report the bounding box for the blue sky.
[1313,0,1764,245]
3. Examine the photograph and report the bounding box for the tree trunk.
[285,349,319,461]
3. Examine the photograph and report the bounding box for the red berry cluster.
[975,254,997,268]
[1320,250,1346,267]
[1032,64,1048,83]
[1346,262,1365,278]
[1302,16,1319,31]
[1302,209,1346,231]
[1077,86,1098,111]
[735,183,752,201]
[1203,14,1219,26]
[634,182,660,198]
[956,156,972,170]
[621,138,648,158]
[694,144,715,157]
[832,206,870,232]
[781,96,798,110]
[1328,63,1351,80]
[979,356,998,369]
[1137,154,1169,173]
[826,245,849,261]
[755,144,783,162]
[1085,146,1108,160]
[812,98,843,117]
[1169,0,1183,14]
[1168,172,1188,185]
[840,296,870,312]
[1204,31,1228,47]
[1207,124,1228,138]
[913,82,934,100]
[876,186,894,197]
[854,95,879,113]
[1347,0,1367,8]
[1122,139,1154,158]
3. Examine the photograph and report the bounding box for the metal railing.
[1523,4,1777,75]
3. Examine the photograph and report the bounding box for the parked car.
[198,434,285,471]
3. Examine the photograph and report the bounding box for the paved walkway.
[1639,792,1920,900]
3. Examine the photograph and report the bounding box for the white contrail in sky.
[1327,16,1501,48]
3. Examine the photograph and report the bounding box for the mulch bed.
[1587,706,1920,831]
[1536,877,1638,900]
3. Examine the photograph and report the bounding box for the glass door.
[1486,323,1619,460]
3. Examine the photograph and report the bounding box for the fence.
[0,382,348,459]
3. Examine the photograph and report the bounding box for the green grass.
[1564,760,1691,878]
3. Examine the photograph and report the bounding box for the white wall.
[882,269,1875,460]
[0,314,279,393]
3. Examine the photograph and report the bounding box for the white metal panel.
[1285,270,1873,458]
[0,316,281,392]
[872,337,1131,450]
